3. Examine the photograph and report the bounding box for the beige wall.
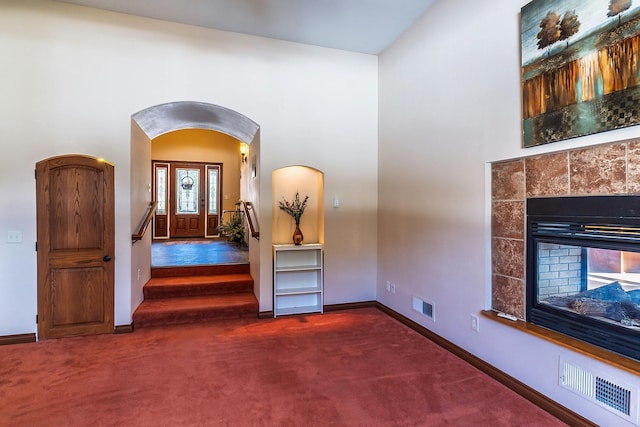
[130,120,153,314]
[152,129,241,212]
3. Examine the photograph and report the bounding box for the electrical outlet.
[471,314,479,332]
[7,231,22,243]
[386,281,391,292]
[390,283,396,294]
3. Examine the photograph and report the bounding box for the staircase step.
[138,262,258,329]
[133,293,258,328]
[143,274,253,299]
[151,263,249,278]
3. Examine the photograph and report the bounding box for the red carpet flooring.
[0,308,567,426]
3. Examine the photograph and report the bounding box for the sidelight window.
[208,167,219,215]
[155,166,167,215]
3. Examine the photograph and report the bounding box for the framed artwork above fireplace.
[521,0,640,147]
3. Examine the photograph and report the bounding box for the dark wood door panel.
[49,166,104,250]
[206,216,219,236]
[50,267,105,327]
[154,216,168,238]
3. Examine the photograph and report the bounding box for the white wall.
[379,0,640,425]
[0,0,377,332]
[130,120,152,315]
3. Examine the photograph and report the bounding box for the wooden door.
[36,155,115,339]
[170,164,205,237]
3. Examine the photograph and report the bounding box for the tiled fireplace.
[492,140,640,360]
[491,139,640,319]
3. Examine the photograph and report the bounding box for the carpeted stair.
[133,264,258,328]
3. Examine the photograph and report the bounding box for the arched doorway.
[129,101,261,316]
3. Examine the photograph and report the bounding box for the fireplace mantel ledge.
[481,310,640,376]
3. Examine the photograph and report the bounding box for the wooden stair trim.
[145,273,253,286]
[135,294,258,312]
[151,263,249,278]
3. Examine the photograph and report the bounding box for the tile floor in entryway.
[151,238,249,267]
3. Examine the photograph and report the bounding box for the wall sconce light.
[240,143,248,164]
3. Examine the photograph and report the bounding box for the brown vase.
[293,224,304,245]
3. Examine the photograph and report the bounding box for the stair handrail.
[132,201,157,244]
[236,200,259,240]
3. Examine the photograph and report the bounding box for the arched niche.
[272,166,324,245]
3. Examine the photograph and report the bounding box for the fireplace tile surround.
[491,139,640,318]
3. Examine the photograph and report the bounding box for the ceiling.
[56,0,435,55]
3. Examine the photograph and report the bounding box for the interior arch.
[132,101,259,142]
[130,101,262,318]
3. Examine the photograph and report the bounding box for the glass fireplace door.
[534,241,640,328]
[527,195,640,361]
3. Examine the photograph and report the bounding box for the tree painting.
[608,0,633,24]
[559,11,581,46]
[522,0,640,147]
[537,11,561,54]
[537,10,581,53]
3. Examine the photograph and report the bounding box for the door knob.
[103,255,112,262]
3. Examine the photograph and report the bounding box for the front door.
[154,161,222,239]
[36,155,115,339]
[170,163,205,237]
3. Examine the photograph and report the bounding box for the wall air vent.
[559,358,638,424]
[412,296,434,321]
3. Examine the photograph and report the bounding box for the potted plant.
[217,210,245,246]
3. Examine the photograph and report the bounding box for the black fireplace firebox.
[526,196,640,361]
